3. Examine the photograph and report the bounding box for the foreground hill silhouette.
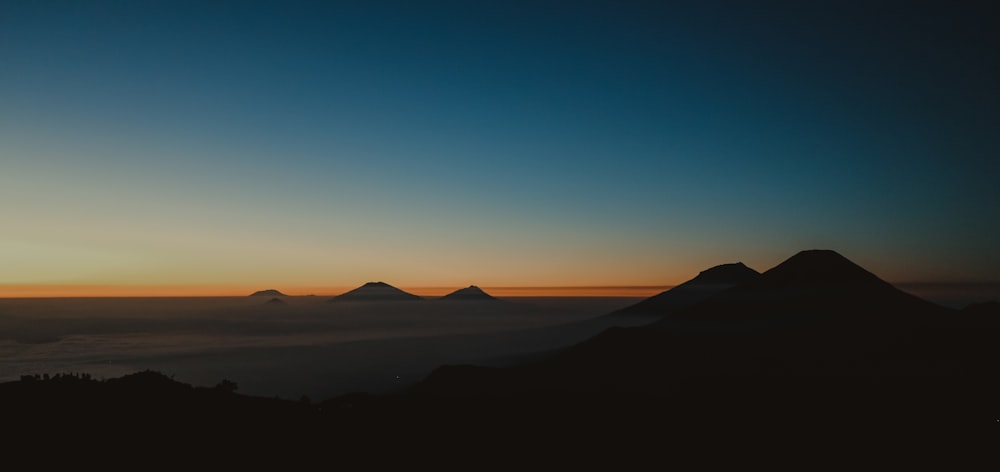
[613,262,759,315]
[250,289,286,297]
[439,285,496,301]
[1,371,322,451]
[1,369,733,458]
[329,281,422,301]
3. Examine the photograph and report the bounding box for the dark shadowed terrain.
[410,251,1000,442]
[3,251,998,457]
[0,295,648,398]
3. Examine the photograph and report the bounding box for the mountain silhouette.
[414,249,961,397]
[440,285,496,301]
[250,289,286,297]
[614,262,759,316]
[741,249,891,289]
[329,282,423,302]
[659,249,945,328]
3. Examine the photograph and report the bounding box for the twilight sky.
[1,1,998,296]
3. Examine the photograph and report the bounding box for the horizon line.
[0,284,676,298]
[2,281,999,299]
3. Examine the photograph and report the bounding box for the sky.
[1,1,998,296]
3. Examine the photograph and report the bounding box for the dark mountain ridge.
[613,261,760,316]
[684,261,761,285]
[658,249,948,330]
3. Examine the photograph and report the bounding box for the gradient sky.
[1,1,998,296]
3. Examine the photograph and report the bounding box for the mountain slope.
[613,262,759,316]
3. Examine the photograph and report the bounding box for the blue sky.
[1,1,998,293]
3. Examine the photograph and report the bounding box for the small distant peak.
[265,297,287,305]
[250,289,287,297]
[331,281,422,302]
[441,285,496,301]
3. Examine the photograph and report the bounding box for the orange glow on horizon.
[0,284,671,298]
[466,286,671,297]
[0,284,272,298]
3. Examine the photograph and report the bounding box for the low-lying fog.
[0,297,651,399]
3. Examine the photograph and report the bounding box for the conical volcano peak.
[761,249,885,286]
[330,282,422,302]
[441,285,496,301]
[789,249,851,262]
[687,262,760,286]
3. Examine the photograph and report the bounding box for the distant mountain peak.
[759,249,885,287]
[330,282,422,302]
[687,262,760,286]
[441,285,496,301]
[250,289,286,297]
[614,262,760,316]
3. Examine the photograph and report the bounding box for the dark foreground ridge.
[329,281,423,302]
[1,371,320,453]
[250,289,286,297]
[439,285,496,301]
